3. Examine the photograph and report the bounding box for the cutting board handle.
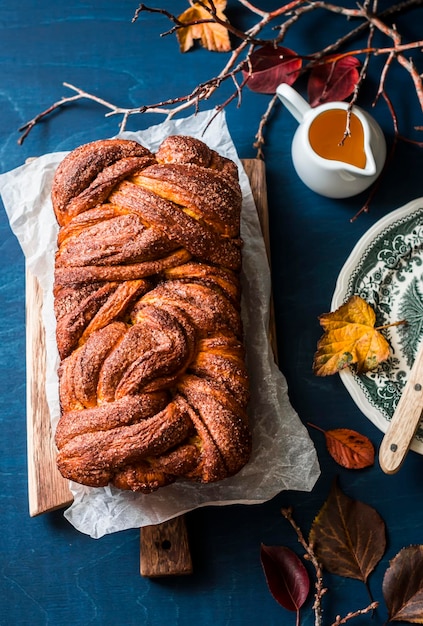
[140,517,193,577]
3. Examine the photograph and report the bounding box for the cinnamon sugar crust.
[52,135,251,493]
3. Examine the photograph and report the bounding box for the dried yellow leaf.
[177,0,231,53]
[313,295,391,376]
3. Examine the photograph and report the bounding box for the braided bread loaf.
[51,135,251,493]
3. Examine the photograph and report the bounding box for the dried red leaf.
[260,544,310,613]
[243,45,302,94]
[383,545,423,623]
[308,423,375,469]
[309,478,386,582]
[308,56,361,107]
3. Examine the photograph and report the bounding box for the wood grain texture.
[26,266,73,516]
[241,158,278,362]
[242,159,270,257]
[140,517,193,577]
[379,341,423,474]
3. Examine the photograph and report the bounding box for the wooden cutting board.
[26,157,273,576]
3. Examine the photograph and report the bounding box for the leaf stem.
[375,319,407,331]
[307,422,325,435]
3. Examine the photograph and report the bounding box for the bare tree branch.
[18,0,423,220]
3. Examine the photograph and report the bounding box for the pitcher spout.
[338,149,376,181]
[335,128,378,180]
[346,152,377,178]
[362,139,377,177]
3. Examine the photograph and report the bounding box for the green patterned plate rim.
[332,197,423,454]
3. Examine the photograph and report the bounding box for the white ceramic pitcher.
[276,83,387,198]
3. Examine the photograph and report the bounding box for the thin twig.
[350,91,399,222]
[254,94,279,159]
[18,0,423,189]
[281,507,327,626]
[330,602,379,625]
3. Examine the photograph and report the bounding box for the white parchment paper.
[0,110,320,538]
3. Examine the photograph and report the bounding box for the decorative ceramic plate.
[332,197,423,454]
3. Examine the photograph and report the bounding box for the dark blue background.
[1,1,423,624]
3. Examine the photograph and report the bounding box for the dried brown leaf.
[383,545,423,623]
[309,478,386,582]
[177,0,231,53]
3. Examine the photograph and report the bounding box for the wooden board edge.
[26,266,73,516]
[241,158,278,363]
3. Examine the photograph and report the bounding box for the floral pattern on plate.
[331,198,423,453]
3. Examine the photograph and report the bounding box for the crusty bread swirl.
[51,135,251,493]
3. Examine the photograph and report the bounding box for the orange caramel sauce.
[308,109,366,168]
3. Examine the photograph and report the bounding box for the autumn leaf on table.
[313,295,392,376]
[308,56,361,107]
[242,45,302,94]
[383,545,423,623]
[309,478,386,583]
[177,0,231,53]
[260,544,310,617]
[308,423,375,469]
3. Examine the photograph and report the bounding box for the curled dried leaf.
[309,478,386,582]
[177,0,231,53]
[383,545,423,623]
[313,295,391,376]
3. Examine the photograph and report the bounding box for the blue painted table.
[1,2,423,624]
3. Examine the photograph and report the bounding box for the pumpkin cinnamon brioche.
[51,135,251,493]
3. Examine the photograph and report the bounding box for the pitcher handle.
[276,83,310,123]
